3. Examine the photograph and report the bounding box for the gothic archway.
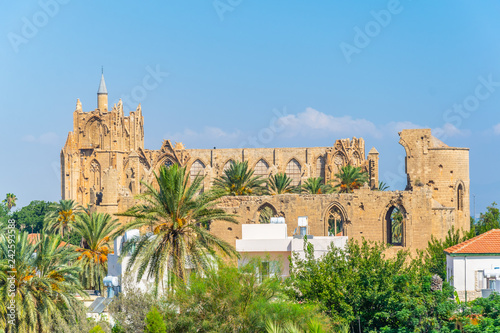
[385,205,405,246]
[325,203,347,236]
[257,203,278,224]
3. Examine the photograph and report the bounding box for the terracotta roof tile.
[27,233,69,248]
[444,229,500,254]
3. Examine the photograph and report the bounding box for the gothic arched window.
[316,156,325,182]
[257,203,278,224]
[387,206,404,246]
[457,184,464,211]
[286,159,301,186]
[254,159,269,178]
[327,205,346,236]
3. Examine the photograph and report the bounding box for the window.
[327,205,345,236]
[257,203,277,224]
[164,159,174,168]
[286,159,301,186]
[316,156,325,181]
[300,226,307,236]
[457,183,464,211]
[190,160,205,183]
[254,159,269,178]
[387,206,404,246]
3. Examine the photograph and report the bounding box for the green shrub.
[145,307,167,333]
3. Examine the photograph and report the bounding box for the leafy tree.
[2,193,17,211]
[424,226,474,280]
[212,160,268,195]
[117,164,239,293]
[145,307,167,333]
[73,212,120,294]
[0,231,86,332]
[286,239,456,332]
[44,199,81,238]
[298,177,332,194]
[474,202,500,235]
[162,262,331,332]
[332,165,368,193]
[10,200,51,233]
[0,202,9,231]
[108,278,159,333]
[268,173,295,195]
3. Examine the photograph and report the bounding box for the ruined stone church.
[61,75,470,253]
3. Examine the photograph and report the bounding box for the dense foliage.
[161,262,331,332]
[10,200,51,233]
[472,202,500,235]
[0,231,87,332]
[286,239,457,332]
[212,160,268,195]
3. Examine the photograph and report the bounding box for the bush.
[108,277,159,332]
[145,307,167,333]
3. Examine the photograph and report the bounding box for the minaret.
[97,71,108,112]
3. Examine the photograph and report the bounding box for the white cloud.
[22,132,59,145]
[493,123,500,135]
[432,123,469,140]
[274,107,382,139]
[384,121,422,134]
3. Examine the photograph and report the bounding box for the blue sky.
[1,1,499,218]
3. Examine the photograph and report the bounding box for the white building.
[107,229,156,293]
[445,229,500,301]
[236,222,348,278]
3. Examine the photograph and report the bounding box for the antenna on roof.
[101,66,104,74]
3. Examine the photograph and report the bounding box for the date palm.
[0,231,85,333]
[212,161,268,195]
[44,199,81,238]
[268,173,295,194]
[73,212,120,294]
[117,164,239,294]
[332,165,369,193]
[2,193,17,211]
[298,177,332,194]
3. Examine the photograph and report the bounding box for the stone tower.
[61,74,144,214]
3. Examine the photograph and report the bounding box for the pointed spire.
[97,73,107,95]
[76,98,82,112]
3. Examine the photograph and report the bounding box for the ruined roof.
[444,229,500,255]
[97,74,107,94]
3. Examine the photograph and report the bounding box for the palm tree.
[44,199,81,238]
[212,161,268,195]
[2,193,17,211]
[73,212,120,294]
[298,177,332,194]
[0,231,86,333]
[378,181,390,191]
[268,173,295,194]
[117,164,239,294]
[332,165,369,193]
